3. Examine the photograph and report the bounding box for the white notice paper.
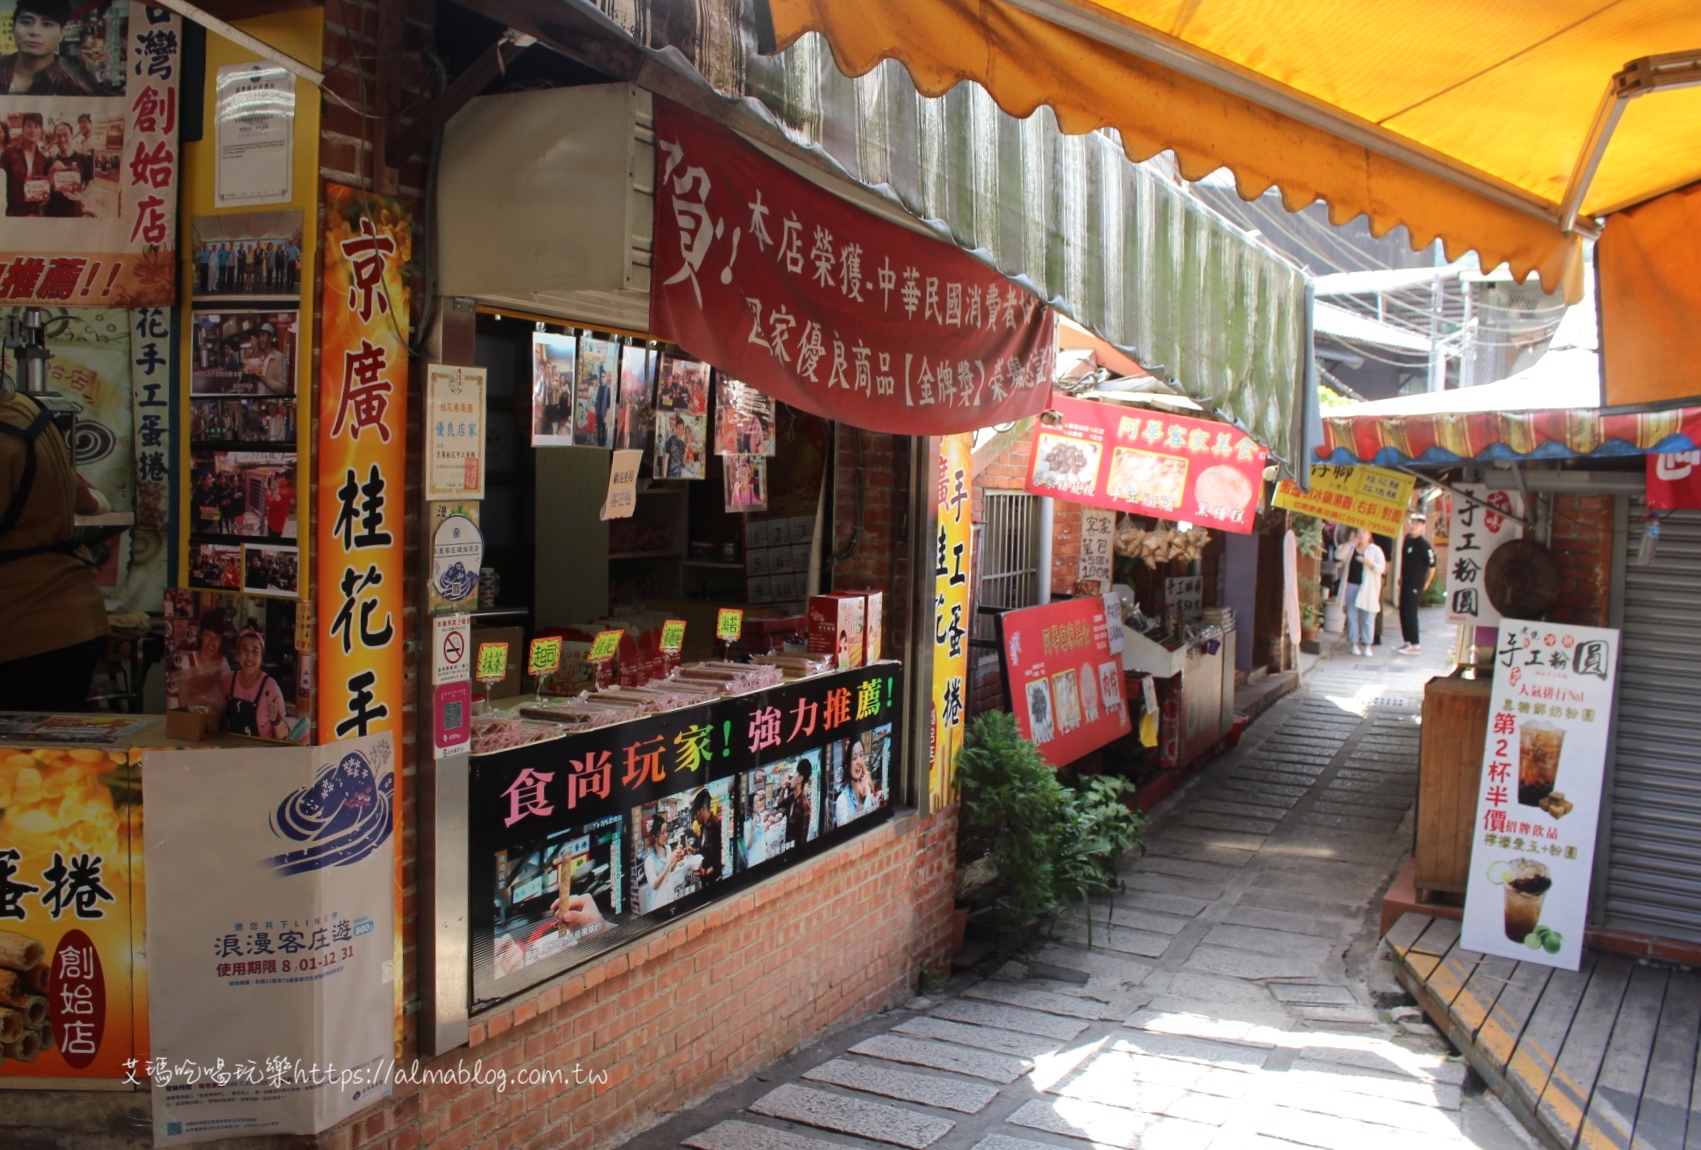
[146,734,397,1144]
[216,63,296,207]
[601,449,643,520]
[1460,620,1618,970]
[1079,507,1114,589]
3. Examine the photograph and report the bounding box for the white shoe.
[1351,645,1363,656]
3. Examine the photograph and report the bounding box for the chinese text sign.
[649,100,1055,436]
[1273,464,1415,537]
[1447,485,1522,626]
[1025,395,1265,534]
[998,595,1131,768]
[931,434,971,807]
[1461,621,1618,971]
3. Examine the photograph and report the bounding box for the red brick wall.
[330,810,956,1150]
[1548,494,1614,627]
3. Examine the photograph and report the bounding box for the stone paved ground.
[618,609,1540,1150]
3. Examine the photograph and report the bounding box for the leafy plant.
[1290,513,1326,560]
[1420,576,1446,608]
[1300,601,1323,629]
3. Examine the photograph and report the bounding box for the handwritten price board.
[475,642,509,684]
[589,630,624,662]
[527,637,563,677]
[716,608,744,643]
[661,619,687,653]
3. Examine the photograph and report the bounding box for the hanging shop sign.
[425,364,486,501]
[931,434,972,806]
[1647,451,1701,511]
[316,184,409,744]
[997,595,1131,768]
[1461,621,1618,971]
[0,743,142,1080]
[649,100,1055,436]
[0,3,183,307]
[469,664,902,1002]
[1026,396,1266,534]
[145,734,396,1143]
[1446,485,1523,626]
[1274,463,1416,537]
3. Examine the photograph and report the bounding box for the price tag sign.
[527,636,563,677]
[661,619,687,653]
[589,630,624,662]
[716,608,744,643]
[476,642,509,684]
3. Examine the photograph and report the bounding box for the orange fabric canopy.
[767,0,1701,306]
[1599,184,1701,406]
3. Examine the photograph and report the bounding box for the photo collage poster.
[714,375,772,513]
[162,587,310,744]
[187,211,303,602]
[474,664,900,1001]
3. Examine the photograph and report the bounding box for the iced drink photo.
[1518,721,1564,807]
[1503,858,1552,942]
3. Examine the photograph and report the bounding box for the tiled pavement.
[619,610,1540,1150]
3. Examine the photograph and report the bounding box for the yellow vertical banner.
[931,435,973,807]
[315,185,409,1056]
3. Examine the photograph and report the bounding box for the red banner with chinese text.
[1647,451,1701,510]
[998,596,1130,768]
[315,185,408,745]
[1025,395,1266,533]
[0,2,182,306]
[650,100,1055,436]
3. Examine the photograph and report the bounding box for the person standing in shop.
[0,387,108,709]
[1335,527,1386,657]
[1397,513,1437,655]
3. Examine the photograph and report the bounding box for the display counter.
[460,662,903,1008]
[1118,623,1237,771]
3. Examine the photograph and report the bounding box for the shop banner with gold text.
[651,100,1054,437]
[930,434,971,806]
[0,3,182,306]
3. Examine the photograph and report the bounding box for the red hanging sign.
[998,596,1130,768]
[1647,451,1701,510]
[1025,395,1266,534]
[650,100,1055,436]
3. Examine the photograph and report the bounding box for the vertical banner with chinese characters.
[1446,485,1523,626]
[931,434,971,807]
[131,305,173,528]
[650,100,1055,436]
[0,744,140,1080]
[1461,621,1618,971]
[996,595,1131,768]
[144,734,396,1143]
[1273,464,1416,537]
[315,184,408,744]
[0,3,182,306]
[1025,395,1266,533]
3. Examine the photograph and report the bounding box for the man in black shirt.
[1398,513,1437,654]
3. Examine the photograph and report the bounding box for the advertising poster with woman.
[162,588,310,743]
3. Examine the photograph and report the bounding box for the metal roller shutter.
[1602,499,1701,941]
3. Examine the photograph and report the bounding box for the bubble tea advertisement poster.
[1461,620,1619,970]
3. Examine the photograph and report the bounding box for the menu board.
[1461,620,1618,970]
[997,596,1131,768]
[1025,395,1265,534]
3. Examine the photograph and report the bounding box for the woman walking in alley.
[1336,527,1386,657]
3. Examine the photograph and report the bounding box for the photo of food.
[1025,678,1056,745]
[631,780,735,914]
[1099,661,1124,713]
[1030,433,1102,497]
[1052,668,1083,735]
[530,332,576,445]
[491,816,623,980]
[1107,446,1189,511]
[575,335,619,448]
[1078,660,1101,724]
[1193,463,1256,518]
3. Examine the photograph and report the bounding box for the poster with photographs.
[190,395,296,445]
[574,334,618,448]
[3,105,123,218]
[242,542,298,598]
[737,752,821,870]
[190,310,297,397]
[191,210,303,299]
[714,377,775,456]
[630,779,733,915]
[655,354,710,415]
[723,454,767,513]
[163,588,310,744]
[491,816,624,981]
[653,411,706,480]
[187,541,240,590]
[530,331,575,446]
[615,343,654,452]
[826,723,891,831]
[189,450,296,540]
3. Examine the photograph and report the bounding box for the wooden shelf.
[682,560,744,570]
[610,550,681,560]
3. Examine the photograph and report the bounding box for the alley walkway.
[620,613,1538,1150]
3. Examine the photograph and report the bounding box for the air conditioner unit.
[437,83,654,330]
